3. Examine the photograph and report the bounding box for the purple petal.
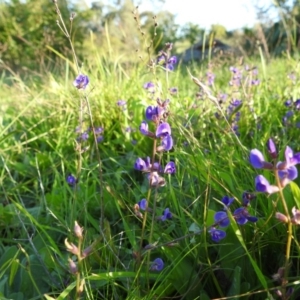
[150,258,164,271]
[73,74,89,90]
[139,121,149,135]
[249,149,266,169]
[164,161,176,174]
[221,196,234,207]
[156,122,171,137]
[214,211,230,227]
[138,199,148,210]
[255,175,279,194]
[161,135,173,151]
[209,228,226,242]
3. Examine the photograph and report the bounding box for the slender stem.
[274,168,292,298]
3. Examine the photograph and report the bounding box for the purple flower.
[117,100,127,106]
[266,138,277,159]
[156,122,171,137]
[143,81,155,90]
[164,161,176,174]
[77,131,89,142]
[148,172,166,187]
[221,196,234,208]
[278,165,298,187]
[94,127,104,135]
[242,191,256,206]
[291,207,300,225]
[97,136,104,143]
[145,106,161,121]
[231,99,242,107]
[67,174,76,186]
[285,110,293,118]
[249,149,273,169]
[283,146,300,168]
[159,135,173,151]
[150,258,164,271]
[255,175,279,194]
[169,87,178,95]
[208,227,226,242]
[294,99,300,110]
[138,199,148,210]
[160,208,172,221]
[206,71,215,86]
[214,211,230,227]
[233,207,258,225]
[284,99,293,107]
[73,74,89,90]
[139,121,149,136]
[134,157,149,171]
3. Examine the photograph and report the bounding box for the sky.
[133,0,279,31]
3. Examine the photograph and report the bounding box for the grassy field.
[2,12,300,299]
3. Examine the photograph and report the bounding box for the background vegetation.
[2,0,300,299]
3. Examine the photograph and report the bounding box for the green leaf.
[227,266,241,298]
[9,259,19,286]
[289,181,300,208]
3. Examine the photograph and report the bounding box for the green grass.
[1,49,300,300]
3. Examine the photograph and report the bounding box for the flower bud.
[74,221,83,239]
[68,258,78,274]
[65,239,79,256]
[275,212,288,223]
[82,245,93,258]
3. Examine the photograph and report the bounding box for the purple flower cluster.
[229,65,260,87]
[73,74,89,90]
[157,43,177,71]
[250,139,300,193]
[75,126,104,144]
[209,194,257,242]
[283,98,300,128]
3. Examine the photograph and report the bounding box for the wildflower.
[291,207,300,225]
[145,106,161,121]
[150,258,164,271]
[65,239,79,255]
[266,138,277,159]
[206,71,215,86]
[68,259,78,274]
[139,121,150,136]
[249,149,273,169]
[159,208,172,221]
[94,127,104,135]
[97,136,104,143]
[214,211,230,227]
[284,99,293,107]
[138,199,148,211]
[134,157,149,171]
[242,191,256,206]
[158,135,173,152]
[294,99,300,110]
[208,227,226,242]
[221,196,234,208]
[278,165,298,187]
[156,122,171,137]
[74,221,83,239]
[117,100,127,106]
[233,207,258,225]
[143,81,155,90]
[255,175,279,194]
[275,212,288,223]
[164,161,176,174]
[73,74,89,90]
[169,87,178,95]
[67,174,77,186]
[77,131,89,142]
[148,172,166,187]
